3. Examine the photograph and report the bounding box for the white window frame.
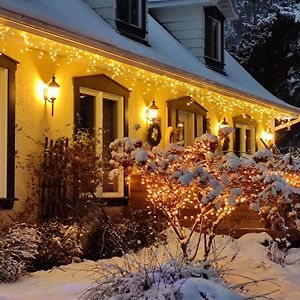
[79,87,124,198]
[178,110,195,146]
[0,68,8,198]
[235,123,256,155]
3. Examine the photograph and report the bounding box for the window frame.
[116,0,147,43]
[167,97,207,145]
[73,74,130,204]
[0,53,18,210]
[204,7,225,73]
[233,115,258,157]
[79,87,124,199]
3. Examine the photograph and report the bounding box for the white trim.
[0,68,8,198]
[79,87,124,198]
[235,123,256,155]
[102,92,124,198]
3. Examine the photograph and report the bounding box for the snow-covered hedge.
[33,221,83,270]
[109,134,300,261]
[0,224,39,283]
[82,258,242,300]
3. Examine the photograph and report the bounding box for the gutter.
[0,8,299,116]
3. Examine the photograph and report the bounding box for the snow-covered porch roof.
[0,0,299,116]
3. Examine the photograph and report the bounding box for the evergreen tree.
[226,0,300,106]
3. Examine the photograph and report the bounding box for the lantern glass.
[47,74,60,101]
[148,99,158,120]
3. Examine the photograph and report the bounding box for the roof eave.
[0,10,298,116]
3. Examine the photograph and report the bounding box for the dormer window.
[116,0,147,43]
[204,7,225,73]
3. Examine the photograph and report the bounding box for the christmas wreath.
[147,123,162,147]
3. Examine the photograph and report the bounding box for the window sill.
[204,56,226,75]
[0,198,17,210]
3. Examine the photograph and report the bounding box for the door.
[178,110,195,146]
[79,88,124,198]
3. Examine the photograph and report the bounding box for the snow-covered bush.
[265,238,290,265]
[109,135,299,261]
[84,208,167,260]
[33,221,83,270]
[0,224,39,283]
[82,258,242,300]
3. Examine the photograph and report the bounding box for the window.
[233,116,257,157]
[73,74,129,202]
[167,97,207,146]
[116,0,147,42]
[204,7,225,73]
[0,54,18,209]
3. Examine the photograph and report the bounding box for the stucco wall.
[0,31,277,221]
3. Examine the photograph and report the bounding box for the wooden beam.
[274,116,300,131]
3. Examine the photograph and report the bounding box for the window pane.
[130,0,139,26]
[234,127,241,157]
[246,129,252,154]
[212,19,221,60]
[102,99,119,193]
[79,93,94,134]
[117,0,130,22]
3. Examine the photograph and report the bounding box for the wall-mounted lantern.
[220,117,229,129]
[44,74,60,116]
[147,99,159,124]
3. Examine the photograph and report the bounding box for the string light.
[0,23,294,123]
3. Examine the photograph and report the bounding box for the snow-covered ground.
[0,231,300,299]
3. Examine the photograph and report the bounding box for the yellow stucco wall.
[0,25,288,220]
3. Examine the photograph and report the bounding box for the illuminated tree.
[109,135,299,261]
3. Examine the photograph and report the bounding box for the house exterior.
[0,0,299,220]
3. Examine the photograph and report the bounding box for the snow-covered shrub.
[0,224,38,283]
[109,135,299,261]
[84,208,167,260]
[33,221,83,270]
[82,258,242,300]
[265,238,290,265]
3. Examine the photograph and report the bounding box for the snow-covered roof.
[0,0,298,114]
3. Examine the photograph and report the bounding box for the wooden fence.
[41,137,70,218]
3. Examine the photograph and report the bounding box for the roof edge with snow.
[0,3,298,116]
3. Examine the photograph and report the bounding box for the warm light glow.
[148,99,159,120]
[44,74,60,116]
[36,80,47,103]
[0,23,295,123]
[262,129,274,142]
